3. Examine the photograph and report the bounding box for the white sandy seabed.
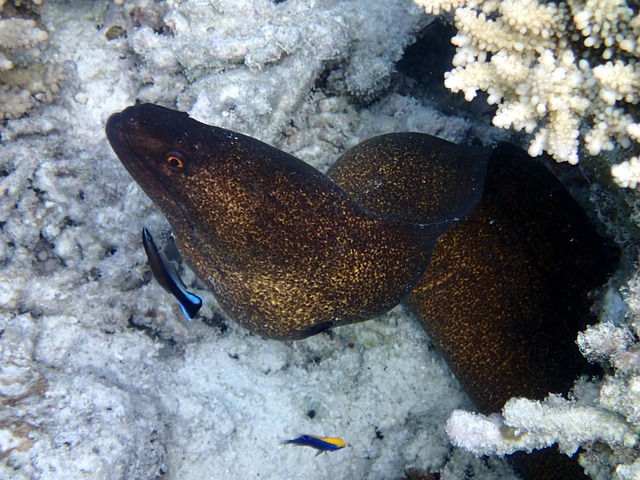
[1,1,638,479]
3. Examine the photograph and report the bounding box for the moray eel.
[331,141,617,480]
[403,145,617,480]
[106,103,489,339]
[106,103,617,480]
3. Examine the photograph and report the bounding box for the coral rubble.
[0,1,63,121]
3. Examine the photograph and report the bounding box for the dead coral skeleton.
[0,1,62,122]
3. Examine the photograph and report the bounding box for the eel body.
[331,141,617,479]
[106,103,618,480]
[106,103,488,339]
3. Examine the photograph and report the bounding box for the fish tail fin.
[178,292,203,320]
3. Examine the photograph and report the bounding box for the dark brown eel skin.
[331,140,617,479]
[106,103,618,480]
[106,103,489,339]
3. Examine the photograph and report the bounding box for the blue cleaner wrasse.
[283,435,346,455]
[141,227,203,320]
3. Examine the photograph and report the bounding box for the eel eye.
[165,152,186,171]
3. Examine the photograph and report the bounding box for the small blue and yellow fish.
[283,435,346,455]
[141,227,203,320]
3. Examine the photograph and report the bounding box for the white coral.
[593,61,640,105]
[446,395,637,456]
[612,156,640,188]
[415,0,640,173]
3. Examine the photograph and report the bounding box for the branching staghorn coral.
[414,0,640,185]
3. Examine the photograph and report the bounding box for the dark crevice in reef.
[395,19,497,122]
